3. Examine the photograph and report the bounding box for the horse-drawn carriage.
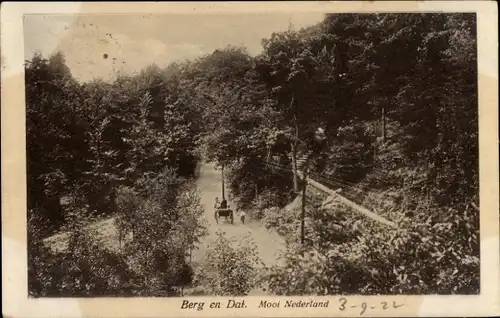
[214,206,234,224]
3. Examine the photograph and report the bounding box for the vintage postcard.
[2,1,499,317]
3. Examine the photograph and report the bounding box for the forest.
[27,13,479,296]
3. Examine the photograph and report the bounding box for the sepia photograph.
[2,1,499,318]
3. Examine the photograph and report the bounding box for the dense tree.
[26,52,85,234]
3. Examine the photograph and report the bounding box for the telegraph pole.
[301,172,307,245]
[299,127,326,245]
[221,164,225,200]
[300,161,311,246]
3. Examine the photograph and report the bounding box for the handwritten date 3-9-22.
[338,298,404,315]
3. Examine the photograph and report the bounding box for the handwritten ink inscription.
[338,297,404,315]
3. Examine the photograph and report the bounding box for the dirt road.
[191,161,285,273]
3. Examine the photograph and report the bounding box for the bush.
[194,231,263,296]
[29,206,135,297]
[114,169,208,295]
[262,205,300,239]
[252,189,292,219]
[265,194,479,295]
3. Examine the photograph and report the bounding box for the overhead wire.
[261,159,388,204]
[238,160,399,228]
[256,161,365,215]
[261,161,361,202]
[263,160,360,192]
[236,156,379,203]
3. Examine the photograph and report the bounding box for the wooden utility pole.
[221,164,225,200]
[300,173,307,245]
[300,159,311,245]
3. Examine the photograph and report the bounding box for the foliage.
[265,192,479,295]
[225,159,295,211]
[28,200,135,297]
[195,231,263,296]
[26,52,84,234]
[262,203,300,238]
[252,190,293,220]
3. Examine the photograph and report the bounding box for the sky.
[23,13,325,82]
